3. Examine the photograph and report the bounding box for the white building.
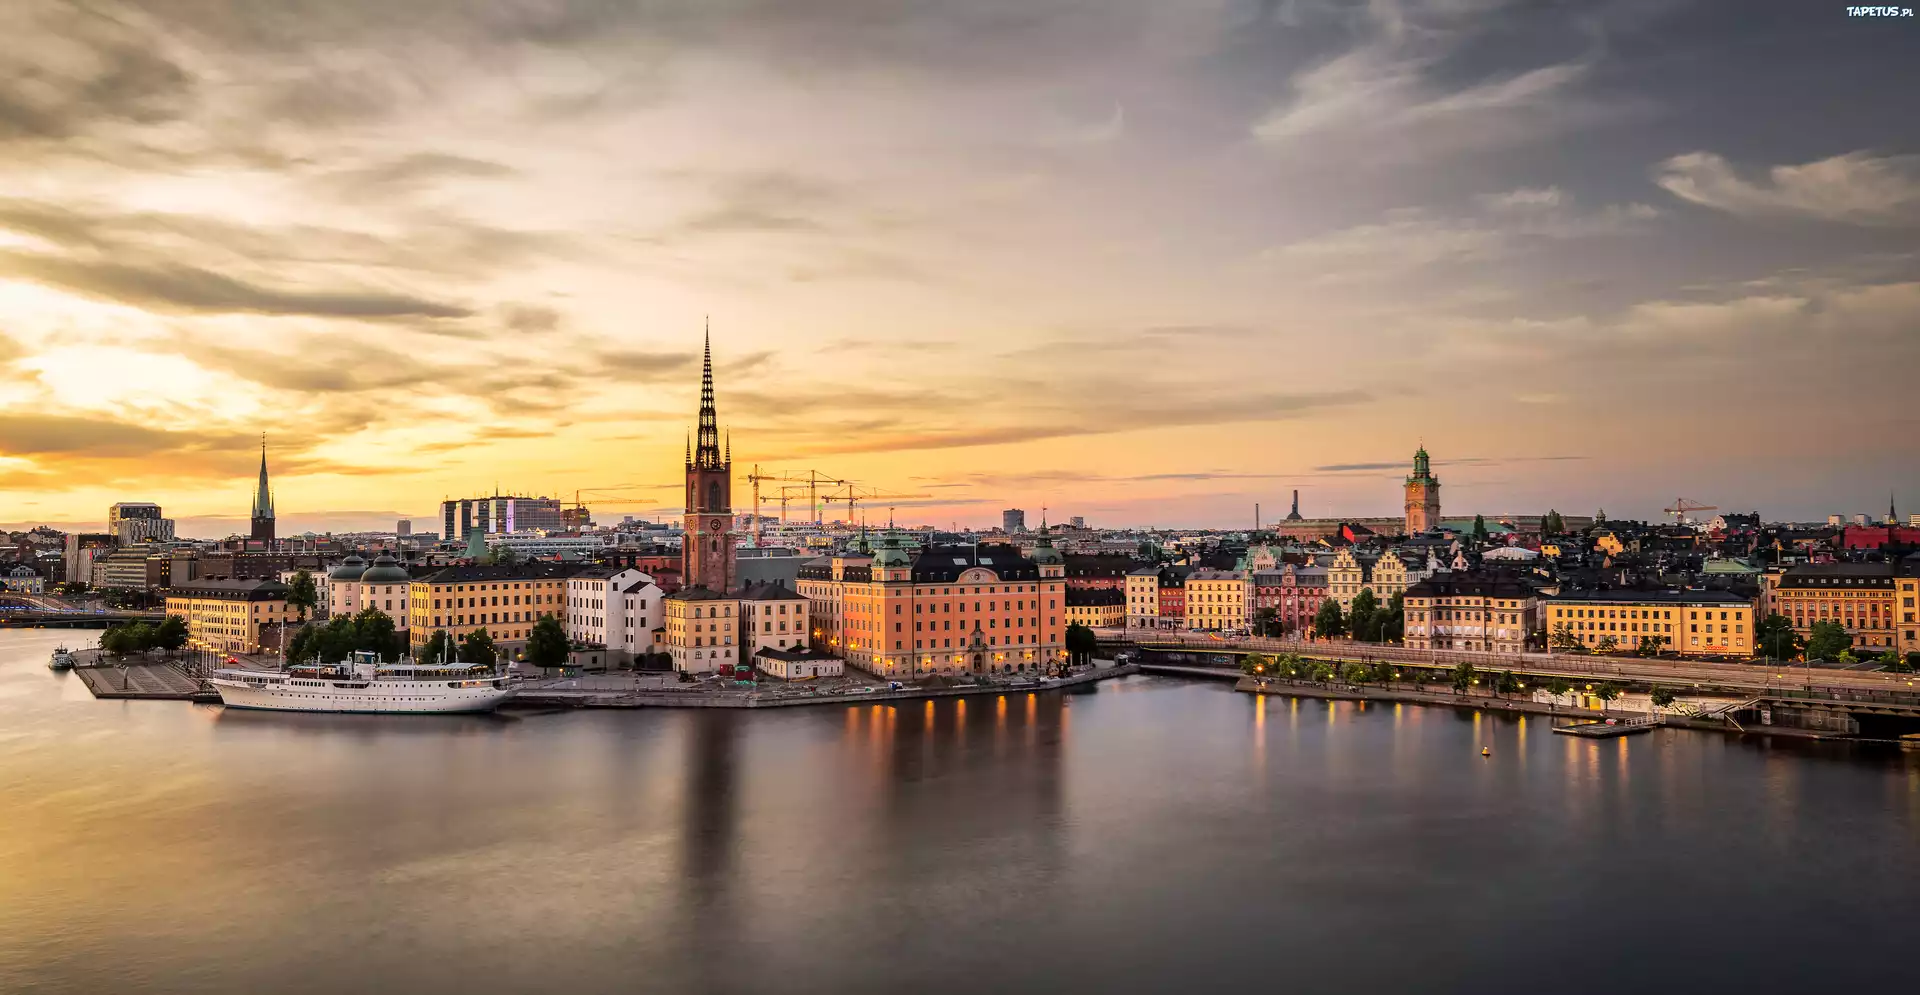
[754,647,841,680]
[565,567,665,664]
[326,553,411,631]
[3,564,44,594]
[487,532,613,558]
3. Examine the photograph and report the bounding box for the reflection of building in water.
[843,694,1067,893]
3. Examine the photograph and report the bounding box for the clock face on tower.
[707,518,724,533]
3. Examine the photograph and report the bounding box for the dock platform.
[1552,717,1659,738]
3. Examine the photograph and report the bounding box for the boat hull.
[208,678,512,714]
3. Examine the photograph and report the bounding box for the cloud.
[0,250,471,319]
[0,4,197,144]
[1654,151,1920,226]
[315,152,518,199]
[1251,1,1597,157]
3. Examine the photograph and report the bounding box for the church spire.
[695,320,722,469]
[252,434,273,519]
[250,434,276,542]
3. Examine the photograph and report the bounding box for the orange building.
[796,533,1068,677]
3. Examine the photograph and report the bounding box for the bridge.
[1096,630,1920,699]
[0,608,167,628]
[1101,630,1920,738]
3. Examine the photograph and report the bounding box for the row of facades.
[158,536,1082,678]
[1122,558,1920,659]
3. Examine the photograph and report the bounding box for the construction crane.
[745,466,846,541]
[820,484,934,524]
[1664,497,1717,525]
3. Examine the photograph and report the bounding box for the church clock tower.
[1404,445,1441,535]
[683,329,735,592]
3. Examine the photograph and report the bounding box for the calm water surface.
[4,627,1918,994]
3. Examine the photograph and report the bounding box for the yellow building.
[1897,571,1918,654]
[1367,548,1426,602]
[406,565,569,659]
[1773,563,1898,651]
[1543,590,1754,657]
[1184,569,1247,632]
[1065,588,1125,629]
[1327,549,1372,613]
[165,578,293,656]
[663,586,740,674]
[1125,566,1161,629]
[1403,573,1537,654]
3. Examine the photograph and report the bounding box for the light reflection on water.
[4,630,1920,995]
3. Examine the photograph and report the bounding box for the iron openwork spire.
[695,321,722,469]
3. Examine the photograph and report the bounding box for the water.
[4,627,1918,994]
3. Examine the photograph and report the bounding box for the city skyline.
[2,1,1917,531]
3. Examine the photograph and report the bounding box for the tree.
[99,624,133,657]
[285,570,319,622]
[1341,660,1371,685]
[1895,652,1919,674]
[1636,634,1667,658]
[1593,682,1622,711]
[417,630,456,665]
[154,615,189,656]
[1546,677,1572,704]
[1311,598,1346,640]
[1350,588,1380,642]
[1064,622,1098,667]
[1381,591,1405,643]
[1495,670,1521,695]
[1550,622,1582,653]
[1755,613,1802,660]
[1543,509,1565,535]
[1450,660,1475,694]
[1594,634,1619,654]
[1470,514,1490,546]
[1649,685,1677,709]
[524,614,569,675]
[458,628,498,668]
[350,607,403,662]
[1252,607,1280,638]
[484,546,522,566]
[1805,621,1851,662]
[1370,660,1396,685]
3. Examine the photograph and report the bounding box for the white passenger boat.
[208,651,514,714]
[48,646,76,670]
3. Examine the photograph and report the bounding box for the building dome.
[873,532,912,569]
[359,554,410,584]
[328,554,368,581]
[1029,527,1064,565]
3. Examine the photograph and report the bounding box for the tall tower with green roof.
[1404,445,1441,534]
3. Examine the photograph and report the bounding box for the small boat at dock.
[48,646,76,670]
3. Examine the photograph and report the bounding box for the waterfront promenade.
[1102,629,1920,698]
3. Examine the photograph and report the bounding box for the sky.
[1,0,1917,536]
